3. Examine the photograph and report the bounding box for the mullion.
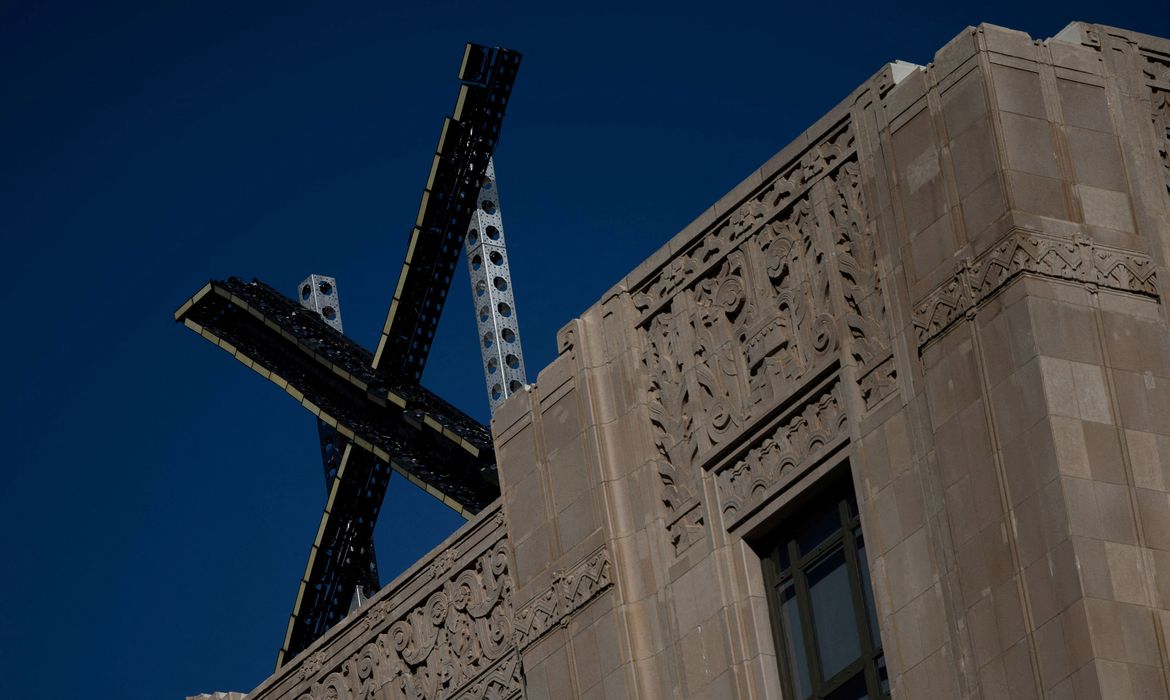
[800,510,864,699]
[791,537,825,699]
[767,547,804,700]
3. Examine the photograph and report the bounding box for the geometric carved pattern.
[250,509,522,700]
[1144,53,1170,200]
[827,158,896,408]
[913,230,1159,348]
[716,378,848,529]
[512,545,614,650]
[636,120,896,554]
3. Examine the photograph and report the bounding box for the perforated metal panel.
[297,274,344,333]
[465,159,527,413]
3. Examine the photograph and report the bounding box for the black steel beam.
[279,443,386,666]
[174,278,499,514]
[371,44,522,381]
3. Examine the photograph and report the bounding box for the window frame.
[760,473,888,700]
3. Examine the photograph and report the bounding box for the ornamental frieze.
[716,377,849,529]
[512,545,614,649]
[631,121,856,320]
[635,118,903,554]
[912,230,1159,349]
[252,509,520,700]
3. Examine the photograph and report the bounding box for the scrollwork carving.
[637,123,858,556]
[631,122,855,318]
[716,381,848,528]
[264,518,520,700]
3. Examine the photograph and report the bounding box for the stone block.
[1137,488,1170,551]
[950,116,1000,195]
[1029,296,1101,365]
[1057,78,1114,132]
[1078,185,1135,232]
[992,64,1047,118]
[1067,127,1127,191]
[961,174,1008,243]
[1051,415,1091,479]
[1001,113,1061,178]
[507,470,549,543]
[1082,420,1125,484]
[909,215,956,284]
[547,434,592,512]
[1007,170,1068,219]
[1104,541,1150,606]
[991,357,1048,444]
[557,491,598,553]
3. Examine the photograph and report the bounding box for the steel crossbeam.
[372,44,521,382]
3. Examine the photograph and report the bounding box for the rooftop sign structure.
[174,42,522,665]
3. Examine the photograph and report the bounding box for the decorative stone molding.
[912,230,1159,348]
[826,158,896,409]
[631,122,855,321]
[512,545,614,650]
[250,505,520,700]
[1142,50,1170,201]
[634,119,897,554]
[716,378,849,529]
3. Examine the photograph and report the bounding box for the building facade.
[244,21,1170,699]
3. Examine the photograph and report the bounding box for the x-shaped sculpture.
[174,43,521,665]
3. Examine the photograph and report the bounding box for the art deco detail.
[632,122,855,319]
[716,380,848,528]
[635,120,895,555]
[251,512,521,700]
[1143,55,1170,201]
[912,231,1159,348]
[512,545,614,650]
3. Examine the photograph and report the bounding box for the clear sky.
[1,1,1166,697]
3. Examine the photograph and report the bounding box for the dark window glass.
[779,579,812,698]
[807,549,861,679]
[762,473,888,699]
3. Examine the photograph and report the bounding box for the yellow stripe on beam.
[458,43,473,81]
[415,190,430,228]
[453,84,469,121]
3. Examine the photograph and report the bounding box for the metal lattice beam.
[372,44,522,382]
[466,159,527,412]
[294,275,381,656]
[175,278,498,513]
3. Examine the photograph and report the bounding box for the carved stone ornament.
[1140,48,1170,85]
[826,158,896,408]
[717,379,849,528]
[913,230,1159,348]
[635,120,896,553]
[1148,79,1170,201]
[259,514,521,700]
[512,545,614,649]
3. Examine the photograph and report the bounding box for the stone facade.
[245,21,1170,699]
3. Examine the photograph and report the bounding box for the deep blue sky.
[1,1,1166,697]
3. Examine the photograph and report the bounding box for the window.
[761,473,889,700]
